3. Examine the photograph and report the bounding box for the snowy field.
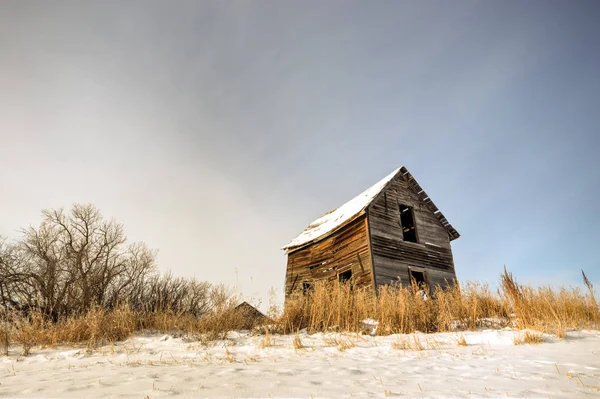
[1,329,599,398]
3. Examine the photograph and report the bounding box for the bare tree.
[2,204,156,317]
[1,204,229,320]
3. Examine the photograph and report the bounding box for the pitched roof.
[282,166,460,253]
[235,301,266,319]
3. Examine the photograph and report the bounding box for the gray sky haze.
[1,1,599,306]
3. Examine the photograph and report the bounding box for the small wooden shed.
[282,166,460,296]
[234,301,267,328]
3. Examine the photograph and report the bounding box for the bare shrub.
[0,205,239,315]
[0,205,157,318]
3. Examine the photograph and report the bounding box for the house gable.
[367,170,458,288]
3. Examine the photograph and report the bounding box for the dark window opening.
[409,270,427,287]
[338,269,353,284]
[399,204,418,242]
[302,281,313,295]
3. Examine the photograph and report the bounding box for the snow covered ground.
[1,329,599,398]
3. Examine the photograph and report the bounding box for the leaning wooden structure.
[282,166,460,297]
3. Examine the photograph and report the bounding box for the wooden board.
[284,215,374,297]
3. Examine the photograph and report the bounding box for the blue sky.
[1,1,599,305]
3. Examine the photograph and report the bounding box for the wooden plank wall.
[368,174,458,289]
[285,216,374,296]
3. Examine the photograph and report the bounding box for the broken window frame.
[338,269,353,285]
[407,267,429,290]
[399,203,419,243]
[302,281,314,295]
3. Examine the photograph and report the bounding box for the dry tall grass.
[499,267,598,336]
[278,269,599,336]
[1,269,598,355]
[1,303,258,355]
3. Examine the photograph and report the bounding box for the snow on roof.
[282,167,402,253]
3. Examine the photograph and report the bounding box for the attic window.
[338,269,353,284]
[399,204,418,243]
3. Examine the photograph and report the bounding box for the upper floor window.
[399,204,418,242]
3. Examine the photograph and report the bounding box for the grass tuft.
[260,329,273,349]
[292,334,305,350]
[456,335,468,347]
[513,331,544,345]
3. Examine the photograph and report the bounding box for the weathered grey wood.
[368,173,458,290]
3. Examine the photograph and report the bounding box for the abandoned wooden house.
[282,166,460,297]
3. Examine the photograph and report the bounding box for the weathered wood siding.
[285,216,374,295]
[367,174,457,289]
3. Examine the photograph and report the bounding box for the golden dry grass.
[260,329,273,348]
[292,334,305,350]
[0,324,9,356]
[1,269,598,356]
[456,334,468,347]
[323,335,356,351]
[391,335,440,351]
[278,269,599,336]
[1,303,261,355]
[391,337,410,350]
[513,331,544,345]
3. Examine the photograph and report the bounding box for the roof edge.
[283,210,368,254]
[399,166,460,241]
[281,167,404,252]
